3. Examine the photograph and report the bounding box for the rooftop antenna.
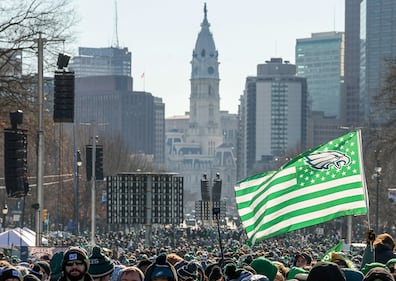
[333,4,336,31]
[113,0,120,48]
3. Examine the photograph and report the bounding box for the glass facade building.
[296,32,344,119]
[360,0,396,125]
[70,47,131,77]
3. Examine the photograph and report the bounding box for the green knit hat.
[250,257,277,281]
[361,262,388,276]
[88,246,115,278]
[287,267,308,280]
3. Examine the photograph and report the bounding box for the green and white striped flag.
[235,130,368,244]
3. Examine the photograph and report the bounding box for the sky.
[72,0,345,118]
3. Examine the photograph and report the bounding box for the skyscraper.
[342,0,361,127]
[71,46,164,164]
[238,58,308,179]
[296,32,345,119]
[360,0,396,125]
[70,47,131,77]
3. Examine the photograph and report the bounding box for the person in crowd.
[137,260,152,275]
[250,257,277,281]
[306,261,346,281]
[50,252,63,281]
[293,253,312,269]
[2,266,23,281]
[37,261,51,281]
[59,247,92,281]
[331,252,356,270]
[88,246,115,281]
[117,267,145,281]
[143,253,178,281]
[362,230,396,268]
[24,274,42,281]
[362,267,394,281]
[29,264,44,280]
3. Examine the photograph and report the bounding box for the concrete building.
[238,58,308,179]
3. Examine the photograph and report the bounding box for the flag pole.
[356,129,371,230]
[213,207,224,266]
[141,72,145,92]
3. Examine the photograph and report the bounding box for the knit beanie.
[306,261,345,281]
[2,266,22,281]
[37,261,51,276]
[361,263,387,276]
[250,257,277,281]
[50,252,64,281]
[208,266,223,281]
[287,267,308,280]
[29,264,43,280]
[177,262,199,281]
[62,247,89,273]
[363,267,394,281]
[23,274,41,281]
[144,253,177,281]
[88,246,115,278]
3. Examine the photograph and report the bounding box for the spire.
[201,2,210,29]
[112,0,120,48]
[191,2,219,79]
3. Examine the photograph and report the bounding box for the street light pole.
[2,204,8,232]
[74,150,82,235]
[374,161,382,234]
[35,33,45,247]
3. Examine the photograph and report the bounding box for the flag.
[321,241,344,262]
[235,130,368,244]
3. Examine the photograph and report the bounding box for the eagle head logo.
[305,151,350,170]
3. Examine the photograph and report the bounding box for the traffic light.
[4,129,29,198]
[53,71,74,123]
[200,174,210,202]
[86,145,104,181]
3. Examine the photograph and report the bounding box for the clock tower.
[187,3,223,156]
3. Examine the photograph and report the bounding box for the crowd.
[1,227,396,281]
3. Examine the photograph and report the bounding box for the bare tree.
[0,0,78,229]
[0,0,77,112]
[364,58,396,233]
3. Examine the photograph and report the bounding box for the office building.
[342,0,361,127]
[238,58,308,179]
[72,46,164,164]
[70,47,132,77]
[296,32,345,119]
[359,0,396,125]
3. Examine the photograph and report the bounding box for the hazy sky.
[72,0,345,117]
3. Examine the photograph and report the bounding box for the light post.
[374,161,382,234]
[74,150,82,235]
[2,204,8,232]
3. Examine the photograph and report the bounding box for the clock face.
[208,66,214,74]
